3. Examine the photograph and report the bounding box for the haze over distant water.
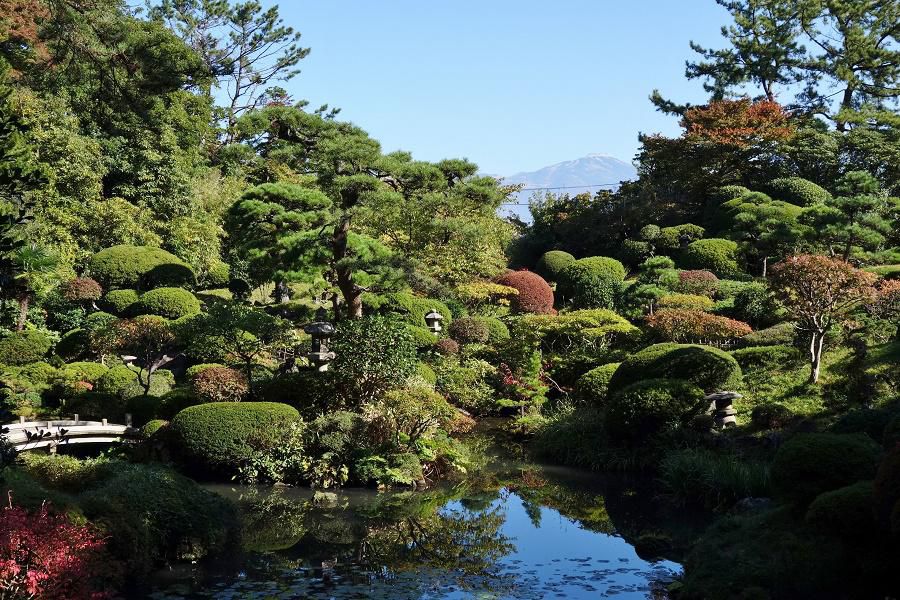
[499,154,638,222]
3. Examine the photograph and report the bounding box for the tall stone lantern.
[424,309,444,334]
[304,307,336,371]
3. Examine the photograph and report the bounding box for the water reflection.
[148,467,681,599]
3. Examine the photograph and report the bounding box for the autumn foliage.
[674,270,720,296]
[0,503,118,599]
[646,308,752,344]
[191,366,249,403]
[495,270,555,314]
[682,99,795,148]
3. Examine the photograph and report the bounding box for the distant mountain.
[499,154,637,222]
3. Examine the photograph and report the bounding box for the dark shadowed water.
[146,439,689,599]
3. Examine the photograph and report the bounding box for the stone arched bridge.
[2,415,141,453]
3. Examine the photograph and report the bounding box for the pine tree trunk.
[332,214,363,319]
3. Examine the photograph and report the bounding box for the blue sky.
[262,1,734,175]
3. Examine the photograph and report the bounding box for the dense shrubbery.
[674,270,719,296]
[171,402,301,477]
[765,177,830,206]
[730,345,800,371]
[682,238,741,277]
[646,308,752,344]
[772,433,881,505]
[805,481,876,538]
[657,293,714,311]
[750,403,794,429]
[0,330,53,366]
[100,289,140,315]
[557,257,626,309]
[89,245,196,290]
[448,317,490,344]
[608,343,743,393]
[535,250,575,281]
[574,362,620,406]
[191,366,249,403]
[605,378,706,441]
[495,270,555,314]
[134,287,201,319]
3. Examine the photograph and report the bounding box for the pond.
[147,441,688,599]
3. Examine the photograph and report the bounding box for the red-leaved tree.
[646,308,752,345]
[770,255,876,383]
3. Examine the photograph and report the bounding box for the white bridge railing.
[2,415,141,453]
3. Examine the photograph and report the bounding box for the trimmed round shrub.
[54,328,90,361]
[750,403,793,429]
[382,292,454,329]
[606,378,706,441]
[765,177,830,206]
[448,317,490,345]
[60,277,103,302]
[674,270,719,297]
[171,402,301,476]
[639,224,661,241]
[415,362,437,385]
[805,481,876,539]
[156,388,201,420]
[657,224,706,251]
[100,289,140,316]
[134,287,201,319]
[733,283,781,328]
[433,338,460,356]
[405,324,439,349]
[185,363,225,380]
[618,240,653,268]
[730,345,800,372]
[190,366,249,403]
[535,250,575,281]
[96,365,139,398]
[740,321,797,347]
[89,245,196,290]
[203,259,230,289]
[682,239,740,277]
[476,316,510,343]
[575,362,620,406]
[126,394,164,426]
[495,270,554,314]
[608,343,743,394]
[557,257,627,309]
[657,293,714,311]
[142,419,169,438]
[61,361,109,384]
[16,361,58,385]
[707,185,751,209]
[0,330,53,366]
[772,433,881,505]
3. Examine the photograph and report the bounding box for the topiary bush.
[657,293,714,311]
[805,481,876,539]
[476,316,510,344]
[674,270,719,296]
[405,324,439,350]
[54,328,90,362]
[750,402,794,429]
[190,366,249,403]
[682,239,740,277]
[381,292,453,329]
[557,257,627,309]
[535,250,575,281]
[134,287,201,319]
[495,270,555,314]
[575,362,620,406]
[657,224,706,251]
[60,277,103,303]
[606,378,706,441]
[0,330,53,366]
[740,321,797,347]
[415,362,437,386]
[732,283,782,328]
[730,345,800,372]
[608,343,743,394]
[448,317,490,345]
[185,363,225,380]
[61,361,109,384]
[618,240,653,268]
[99,289,140,316]
[772,433,881,505]
[171,401,301,477]
[89,245,196,291]
[766,177,830,206]
[433,338,460,356]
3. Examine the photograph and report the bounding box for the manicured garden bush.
[141,419,168,438]
[682,238,740,277]
[557,257,626,309]
[405,324,438,349]
[171,401,301,476]
[657,293,714,311]
[134,287,201,319]
[433,338,460,355]
[765,177,830,206]
[608,343,743,393]
[646,308,752,343]
[674,270,719,296]
[732,282,782,327]
[740,321,797,347]
[706,185,750,209]
[435,357,497,414]
[100,289,140,315]
[61,361,109,384]
[574,362,620,406]
[730,345,800,372]
[415,362,437,385]
[89,245,196,290]
[656,223,705,251]
[750,402,793,429]
[618,239,653,268]
[191,366,249,403]
[95,366,174,400]
[829,408,896,442]
[606,378,706,441]
[54,328,90,362]
[448,316,490,344]
[535,250,575,281]
[495,270,555,314]
[382,292,454,328]
[867,264,900,280]
[60,277,103,303]
[0,330,53,366]
[805,481,876,539]
[772,433,881,505]
[476,316,509,343]
[185,363,225,379]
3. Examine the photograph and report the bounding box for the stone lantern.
[424,309,444,334]
[304,307,336,371]
[705,391,742,428]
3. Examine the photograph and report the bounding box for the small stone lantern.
[705,391,742,428]
[424,309,444,334]
[304,307,336,371]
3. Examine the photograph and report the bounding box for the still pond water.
[148,450,684,599]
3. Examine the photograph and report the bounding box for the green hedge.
[606,378,706,441]
[729,345,800,372]
[535,250,575,281]
[557,257,626,309]
[476,316,509,343]
[740,321,797,347]
[171,402,301,476]
[55,328,90,361]
[100,289,140,315]
[89,245,196,291]
[682,238,740,277]
[608,343,742,394]
[575,362,620,406]
[772,433,881,505]
[383,292,453,329]
[61,361,109,383]
[805,481,876,539]
[765,177,830,206]
[134,287,201,319]
[0,330,53,366]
